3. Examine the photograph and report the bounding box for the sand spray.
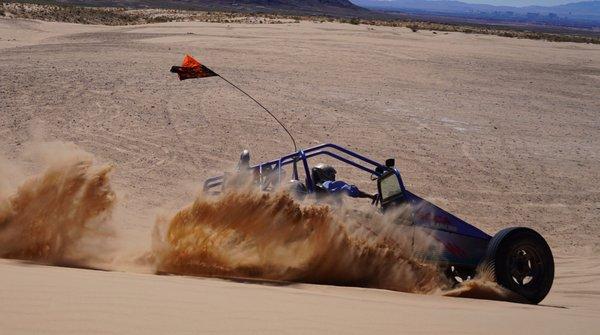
[0,141,517,301]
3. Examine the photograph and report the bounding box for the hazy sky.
[460,0,575,7]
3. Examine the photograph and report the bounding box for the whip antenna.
[217,75,297,152]
[170,54,298,152]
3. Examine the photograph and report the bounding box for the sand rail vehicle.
[203,143,554,304]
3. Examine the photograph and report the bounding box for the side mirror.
[385,158,395,168]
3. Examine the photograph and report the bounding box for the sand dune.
[1,257,599,334]
[1,17,599,333]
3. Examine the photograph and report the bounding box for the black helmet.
[311,163,336,185]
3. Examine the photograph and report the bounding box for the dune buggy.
[203,143,554,304]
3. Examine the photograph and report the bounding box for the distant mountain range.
[46,0,365,15]
[350,0,600,26]
[351,0,600,15]
[12,0,600,28]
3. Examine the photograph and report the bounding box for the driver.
[311,163,377,201]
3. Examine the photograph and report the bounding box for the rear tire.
[485,227,554,304]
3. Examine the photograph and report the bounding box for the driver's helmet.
[311,163,337,186]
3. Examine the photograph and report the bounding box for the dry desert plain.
[1,17,600,334]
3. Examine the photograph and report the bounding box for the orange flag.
[170,55,218,80]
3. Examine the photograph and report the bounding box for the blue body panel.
[405,191,490,266]
[405,191,490,240]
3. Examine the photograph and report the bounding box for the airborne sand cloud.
[0,141,519,301]
[0,142,116,267]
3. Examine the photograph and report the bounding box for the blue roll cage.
[203,143,405,195]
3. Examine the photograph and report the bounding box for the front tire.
[485,227,554,304]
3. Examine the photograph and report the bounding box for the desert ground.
[1,17,599,333]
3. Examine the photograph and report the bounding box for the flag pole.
[170,55,298,152]
[217,74,298,153]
